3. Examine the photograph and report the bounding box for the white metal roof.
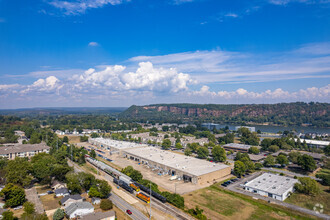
[245,173,298,196]
[123,147,230,177]
[91,138,147,150]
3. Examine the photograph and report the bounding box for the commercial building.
[244,173,298,201]
[89,138,146,154]
[122,147,231,185]
[223,143,252,153]
[0,143,50,159]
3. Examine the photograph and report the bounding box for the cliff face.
[120,103,329,127]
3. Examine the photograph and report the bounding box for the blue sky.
[0,0,329,108]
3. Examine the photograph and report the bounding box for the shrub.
[100,199,113,211]
[53,208,65,220]
[294,177,320,196]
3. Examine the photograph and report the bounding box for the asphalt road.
[110,193,148,220]
[68,160,148,220]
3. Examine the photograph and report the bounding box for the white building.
[244,173,298,201]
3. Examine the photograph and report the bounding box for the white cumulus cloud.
[72,62,194,93]
[21,76,63,94]
[88,42,99,47]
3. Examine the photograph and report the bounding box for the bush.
[53,208,65,220]
[2,210,17,220]
[100,199,113,211]
[161,192,184,209]
[187,206,207,220]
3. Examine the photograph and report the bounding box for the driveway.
[25,187,44,214]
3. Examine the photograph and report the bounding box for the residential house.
[60,194,83,206]
[55,188,69,197]
[65,202,94,219]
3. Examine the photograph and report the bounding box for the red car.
[126,209,132,215]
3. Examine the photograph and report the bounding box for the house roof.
[55,188,69,194]
[0,143,50,155]
[61,194,82,204]
[80,210,116,220]
[65,202,94,216]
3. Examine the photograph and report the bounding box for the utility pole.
[150,183,152,220]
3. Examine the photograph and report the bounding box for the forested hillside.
[119,102,330,127]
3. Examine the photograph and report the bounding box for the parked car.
[126,210,132,215]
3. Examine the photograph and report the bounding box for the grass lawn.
[40,194,62,210]
[184,182,319,220]
[35,185,52,194]
[286,183,330,215]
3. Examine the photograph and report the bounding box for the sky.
[0,0,329,108]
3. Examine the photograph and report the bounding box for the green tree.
[276,154,289,166]
[184,148,192,156]
[211,146,226,162]
[98,180,112,198]
[288,151,301,164]
[162,126,169,132]
[100,199,113,211]
[53,209,65,220]
[294,177,320,196]
[188,206,207,220]
[90,149,96,158]
[255,162,263,170]
[162,139,171,150]
[297,154,317,172]
[91,133,99,138]
[248,146,260,155]
[23,202,35,215]
[175,143,183,150]
[88,186,102,198]
[324,145,330,156]
[263,155,275,167]
[6,158,32,187]
[2,210,17,220]
[234,161,246,177]
[261,138,272,151]
[31,153,56,185]
[196,147,209,159]
[0,183,26,208]
[62,136,69,143]
[80,135,88,142]
[268,145,280,153]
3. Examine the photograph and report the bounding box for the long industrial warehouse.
[122,147,231,185]
[89,138,146,153]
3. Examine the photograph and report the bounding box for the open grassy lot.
[184,183,319,220]
[81,163,98,174]
[40,194,62,210]
[286,183,330,215]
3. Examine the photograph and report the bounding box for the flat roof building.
[0,143,50,159]
[244,173,298,201]
[223,143,252,152]
[122,147,231,185]
[89,138,146,154]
